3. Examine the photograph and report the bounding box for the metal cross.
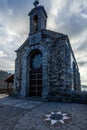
[33,0,39,7]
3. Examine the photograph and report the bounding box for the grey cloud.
[53,1,87,39]
[77,42,87,51]
[0,0,8,11]
[0,23,8,37]
[78,61,87,67]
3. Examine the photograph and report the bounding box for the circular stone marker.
[50,114,63,120]
[44,111,71,125]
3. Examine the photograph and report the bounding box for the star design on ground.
[44,111,70,125]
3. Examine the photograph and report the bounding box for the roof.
[15,29,78,68]
[15,38,29,52]
[16,29,66,52]
[4,74,14,83]
[42,29,66,39]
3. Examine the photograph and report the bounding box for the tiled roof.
[4,74,14,83]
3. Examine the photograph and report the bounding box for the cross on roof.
[33,0,39,7]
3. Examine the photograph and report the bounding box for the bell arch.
[33,15,38,31]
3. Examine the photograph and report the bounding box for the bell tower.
[29,0,48,35]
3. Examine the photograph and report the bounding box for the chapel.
[14,0,81,99]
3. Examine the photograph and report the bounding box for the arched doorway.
[29,50,43,97]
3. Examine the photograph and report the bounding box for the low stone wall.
[0,89,7,94]
[0,89,13,95]
[48,91,87,104]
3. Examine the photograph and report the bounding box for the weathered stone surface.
[14,4,81,100]
[0,95,87,130]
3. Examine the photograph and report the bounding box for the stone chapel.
[14,1,81,100]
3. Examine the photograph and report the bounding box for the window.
[30,51,42,70]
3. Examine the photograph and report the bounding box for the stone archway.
[21,45,50,99]
[29,50,43,97]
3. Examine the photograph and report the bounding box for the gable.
[16,38,29,52]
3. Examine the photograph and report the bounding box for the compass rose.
[44,111,70,125]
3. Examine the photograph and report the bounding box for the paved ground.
[0,94,87,130]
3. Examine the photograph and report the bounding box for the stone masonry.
[14,1,81,100]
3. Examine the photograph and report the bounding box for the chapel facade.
[14,1,81,99]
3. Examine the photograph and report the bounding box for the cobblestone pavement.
[0,94,87,130]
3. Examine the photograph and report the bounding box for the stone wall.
[48,39,66,96]
[14,52,22,96]
[14,30,81,98]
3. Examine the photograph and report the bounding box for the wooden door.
[29,70,42,96]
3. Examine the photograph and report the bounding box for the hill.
[0,70,11,80]
[0,70,12,88]
[82,85,87,91]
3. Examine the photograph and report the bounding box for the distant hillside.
[0,70,12,88]
[0,70,11,80]
[82,85,87,91]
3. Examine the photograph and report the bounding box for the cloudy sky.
[0,0,87,86]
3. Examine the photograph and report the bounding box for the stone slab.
[0,95,87,130]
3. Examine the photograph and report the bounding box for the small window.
[33,15,38,31]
